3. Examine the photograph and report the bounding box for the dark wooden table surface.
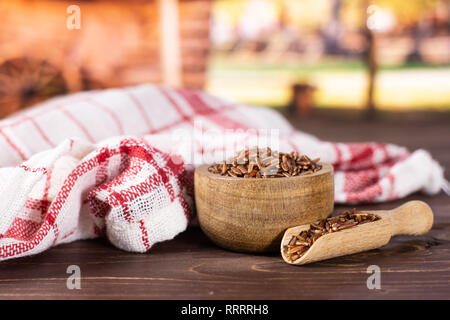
[1,112,449,299]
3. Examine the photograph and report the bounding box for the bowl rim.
[195,162,333,181]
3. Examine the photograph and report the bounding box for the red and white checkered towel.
[0,84,445,260]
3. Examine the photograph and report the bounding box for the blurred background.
[0,0,449,119]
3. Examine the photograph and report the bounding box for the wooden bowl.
[194,163,334,252]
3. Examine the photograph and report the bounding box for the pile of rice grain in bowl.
[208,147,322,178]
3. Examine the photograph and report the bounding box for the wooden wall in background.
[179,0,211,89]
[0,0,211,117]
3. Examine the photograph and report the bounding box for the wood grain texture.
[0,113,448,299]
[281,201,434,265]
[388,200,434,236]
[194,163,334,252]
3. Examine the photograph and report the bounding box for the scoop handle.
[389,201,433,236]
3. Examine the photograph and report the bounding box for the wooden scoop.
[281,200,433,265]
